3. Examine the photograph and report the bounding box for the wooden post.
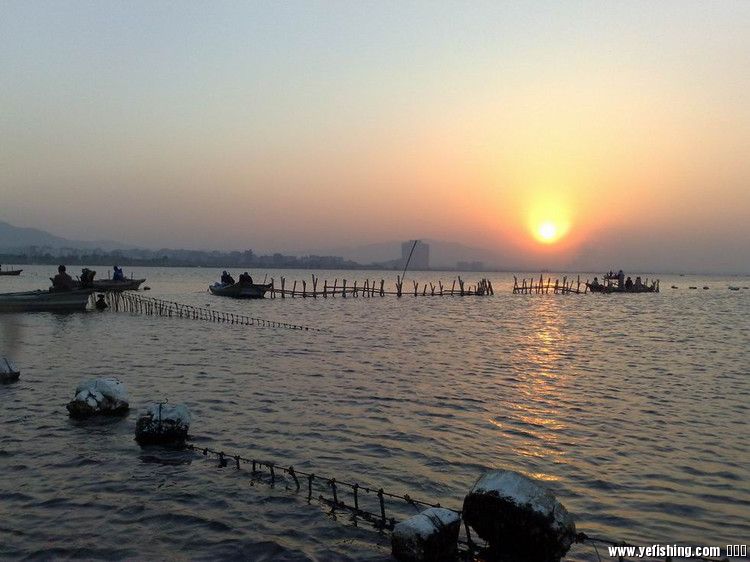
[271,278,275,298]
[333,278,338,297]
[413,280,418,297]
[353,280,358,297]
[451,279,456,296]
[380,279,385,297]
[396,276,402,297]
[342,279,347,298]
[323,280,327,298]
[302,279,307,298]
[281,277,285,298]
[292,280,297,297]
[312,274,318,298]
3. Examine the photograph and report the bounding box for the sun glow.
[537,222,558,243]
[527,194,572,245]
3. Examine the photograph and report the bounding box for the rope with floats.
[185,442,729,562]
[96,292,328,332]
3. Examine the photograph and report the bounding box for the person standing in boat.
[617,270,625,290]
[52,265,75,291]
[113,266,124,281]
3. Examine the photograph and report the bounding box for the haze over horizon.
[1,1,749,273]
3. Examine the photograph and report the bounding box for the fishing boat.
[0,269,22,276]
[587,274,659,294]
[91,278,146,291]
[208,281,271,299]
[0,289,92,312]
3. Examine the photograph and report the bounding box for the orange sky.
[1,2,749,271]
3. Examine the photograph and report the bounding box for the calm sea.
[1,266,748,561]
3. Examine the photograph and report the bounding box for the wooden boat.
[0,269,22,276]
[0,289,92,312]
[209,281,271,299]
[587,284,658,294]
[50,274,146,292]
[92,278,146,291]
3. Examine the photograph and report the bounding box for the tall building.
[401,240,429,270]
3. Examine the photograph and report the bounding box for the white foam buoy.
[391,507,461,562]
[462,470,576,562]
[66,377,130,418]
[135,402,190,446]
[0,357,20,383]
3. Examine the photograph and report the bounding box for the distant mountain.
[0,220,127,251]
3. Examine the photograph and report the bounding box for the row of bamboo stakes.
[267,275,494,298]
[513,275,587,295]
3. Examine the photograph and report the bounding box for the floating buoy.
[143,286,151,290]
[392,507,460,562]
[0,357,20,383]
[66,378,129,418]
[703,286,709,290]
[671,285,678,289]
[135,402,191,446]
[463,470,576,562]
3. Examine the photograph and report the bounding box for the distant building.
[456,261,485,272]
[401,240,429,270]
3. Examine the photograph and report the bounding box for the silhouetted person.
[113,266,124,281]
[625,276,633,290]
[617,270,625,289]
[52,265,75,291]
[95,294,108,311]
[590,277,601,289]
[220,270,235,285]
[80,268,96,288]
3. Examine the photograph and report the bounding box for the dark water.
[1,266,749,560]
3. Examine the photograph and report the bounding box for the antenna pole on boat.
[400,240,420,282]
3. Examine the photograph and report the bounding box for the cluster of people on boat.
[590,270,651,292]
[50,265,128,291]
[220,271,254,286]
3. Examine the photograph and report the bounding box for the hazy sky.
[1,1,749,271]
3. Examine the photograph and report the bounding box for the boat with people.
[587,270,659,293]
[209,270,272,299]
[51,266,145,291]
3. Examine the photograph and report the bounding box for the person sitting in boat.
[220,271,235,285]
[238,272,254,285]
[634,276,643,289]
[113,266,124,281]
[80,268,96,288]
[590,277,601,289]
[625,276,634,290]
[52,265,75,291]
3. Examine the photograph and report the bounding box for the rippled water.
[1,266,748,560]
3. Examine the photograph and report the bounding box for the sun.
[538,222,558,242]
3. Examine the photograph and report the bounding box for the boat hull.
[0,290,92,312]
[209,282,271,299]
[92,279,146,291]
[0,270,22,276]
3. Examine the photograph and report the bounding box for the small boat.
[209,281,271,299]
[0,269,22,276]
[92,278,146,291]
[0,289,92,312]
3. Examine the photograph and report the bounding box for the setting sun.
[537,222,559,243]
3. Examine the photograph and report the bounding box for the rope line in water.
[186,443,728,562]
[98,292,329,332]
